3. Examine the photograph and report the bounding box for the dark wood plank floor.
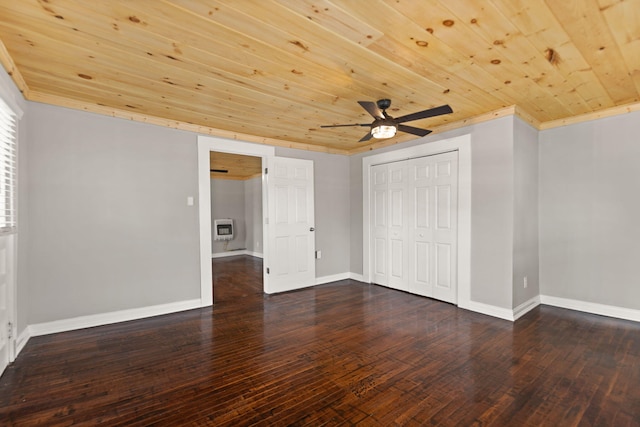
[1,255,639,426]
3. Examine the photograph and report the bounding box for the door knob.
[310,227,315,232]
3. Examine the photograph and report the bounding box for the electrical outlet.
[524,276,528,288]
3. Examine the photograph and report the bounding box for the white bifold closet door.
[370,151,458,304]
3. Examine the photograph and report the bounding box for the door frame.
[362,134,472,309]
[0,79,23,367]
[197,135,274,306]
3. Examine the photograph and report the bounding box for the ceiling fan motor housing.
[377,99,392,110]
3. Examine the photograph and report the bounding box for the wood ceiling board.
[3,1,409,150]
[380,0,579,120]
[209,151,262,181]
[0,10,356,123]
[0,0,638,151]
[546,0,638,104]
[310,2,507,115]
[162,0,400,103]
[439,0,594,116]
[339,1,548,118]
[491,0,616,111]
[190,2,468,141]
[0,30,358,150]
[277,0,385,47]
[99,0,374,119]
[200,1,456,102]
[601,0,640,94]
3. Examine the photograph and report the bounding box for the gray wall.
[244,176,263,254]
[349,154,363,276]
[26,102,201,324]
[513,118,539,307]
[539,111,640,310]
[275,147,351,278]
[211,179,246,253]
[351,117,516,309]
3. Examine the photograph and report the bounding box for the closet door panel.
[432,153,458,303]
[387,162,409,291]
[371,165,388,285]
[408,157,433,297]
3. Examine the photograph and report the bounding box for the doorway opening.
[197,136,275,306]
[209,151,264,302]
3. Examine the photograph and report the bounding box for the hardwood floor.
[1,255,639,426]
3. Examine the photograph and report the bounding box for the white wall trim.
[463,301,516,321]
[28,299,202,337]
[349,272,365,282]
[197,135,274,306]
[541,295,640,323]
[244,251,263,259]
[513,296,541,321]
[315,272,351,286]
[464,296,540,322]
[211,250,263,259]
[362,134,472,308]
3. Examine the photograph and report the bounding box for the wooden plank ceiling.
[0,0,639,157]
[210,151,261,180]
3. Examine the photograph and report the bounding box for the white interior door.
[387,162,409,291]
[408,156,433,297]
[407,152,458,303]
[371,164,388,286]
[265,157,315,293]
[431,152,458,303]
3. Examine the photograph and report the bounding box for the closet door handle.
[310,227,315,232]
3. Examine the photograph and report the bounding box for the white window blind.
[0,97,16,232]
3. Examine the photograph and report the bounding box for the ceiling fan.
[321,99,453,142]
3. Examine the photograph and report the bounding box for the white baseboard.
[28,299,202,337]
[460,300,516,321]
[349,272,365,282]
[513,296,541,321]
[211,250,263,259]
[331,275,540,323]
[460,296,540,322]
[541,295,640,323]
[246,251,263,259]
[315,272,351,286]
[314,272,366,286]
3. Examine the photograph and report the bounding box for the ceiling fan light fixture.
[371,124,397,139]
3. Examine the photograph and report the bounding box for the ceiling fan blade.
[320,123,370,128]
[359,131,373,142]
[358,101,384,119]
[394,104,453,123]
[397,124,432,137]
